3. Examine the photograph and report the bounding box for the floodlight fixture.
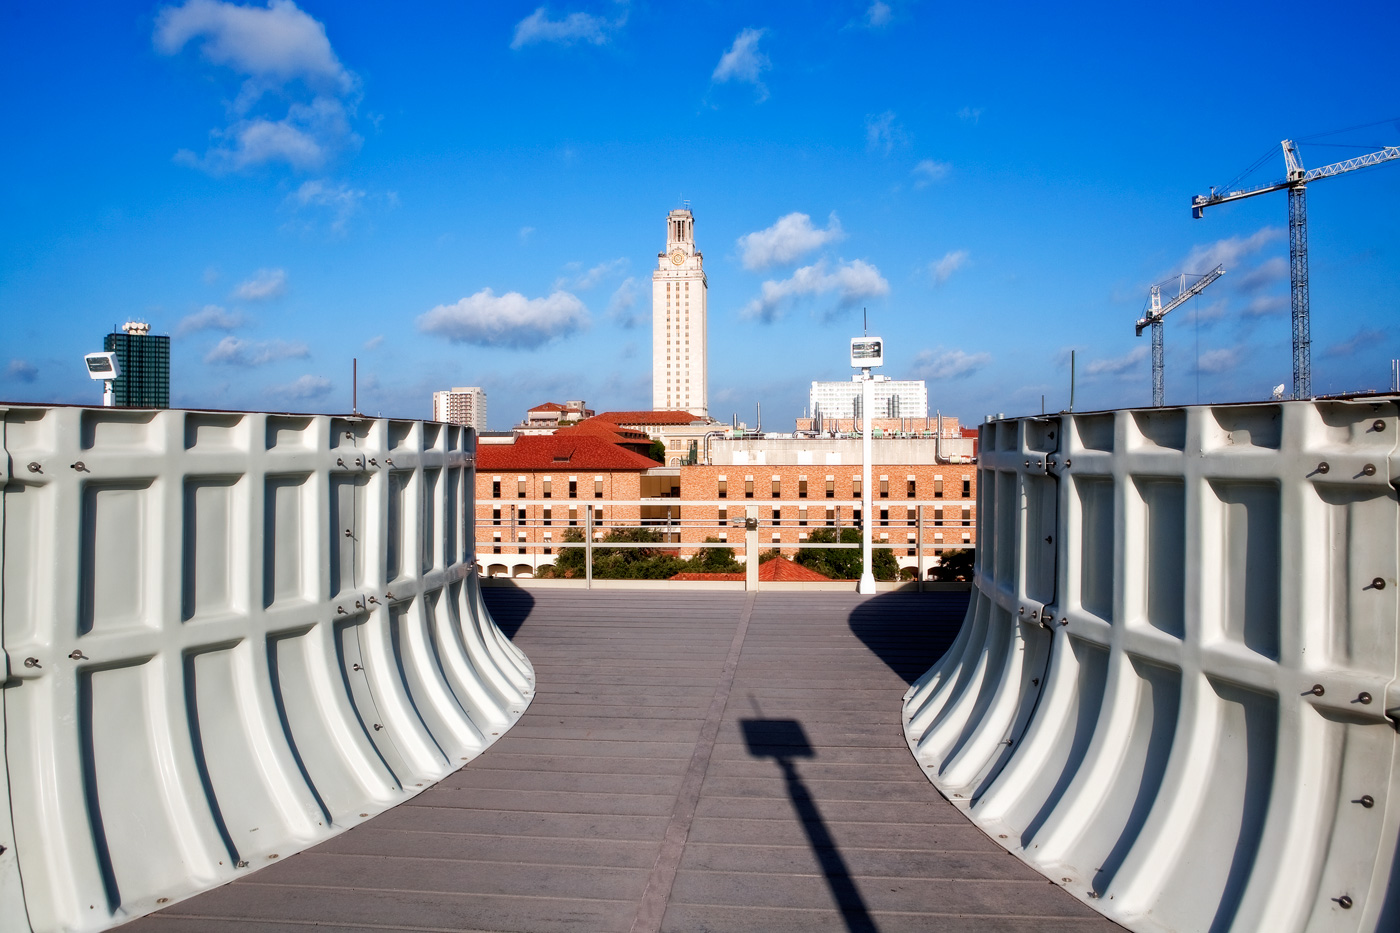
[84,351,121,407]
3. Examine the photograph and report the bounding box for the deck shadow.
[847,589,970,684]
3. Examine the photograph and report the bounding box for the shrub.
[930,548,974,582]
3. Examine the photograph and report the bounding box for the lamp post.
[850,336,883,594]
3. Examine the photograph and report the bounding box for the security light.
[84,352,120,380]
[850,337,883,368]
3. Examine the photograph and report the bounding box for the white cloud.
[931,249,970,284]
[511,6,624,49]
[234,268,287,300]
[1085,345,1148,376]
[567,257,628,290]
[1182,227,1284,274]
[177,304,247,335]
[1236,256,1287,293]
[6,359,38,383]
[1243,295,1289,317]
[912,347,992,381]
[364,335,384,350]
[1196,347,1240,374]
[737,212,844,270]
[205,336,309,366]
[912,159,950,188]
[202,265,220,284]
[742,259,889,323]
[156,0,360,173]
[286,178,365,233]
[958,106,983,124]
[712,28,770,102]
[607,277,642,327]
[418,288,589,348]
[865,111,904,154]
[1323,327,1387,359]
[863,2,892,26]
[519,225,536,242]
[272,373,333,400]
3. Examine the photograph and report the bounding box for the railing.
[904,398,1400,933]
[0,405,534,933]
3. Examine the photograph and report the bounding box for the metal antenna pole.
[1288,185,1311,398]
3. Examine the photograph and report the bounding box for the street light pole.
[858,366,875,594]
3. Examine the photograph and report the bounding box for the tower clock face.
[670,248,685,265]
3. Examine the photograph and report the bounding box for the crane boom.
[1191,138,1400,398]
[1135,264,1226,335]
[1135,265,1226,407]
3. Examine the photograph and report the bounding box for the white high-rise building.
[652,207,708,416]
[432,386,487,432]
[810,377,928,421]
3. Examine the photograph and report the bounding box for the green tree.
[688,538,743,573]
[556,526,687,579]
[648,439,667,462]
[794,528,899,581]
[930,548,975,582]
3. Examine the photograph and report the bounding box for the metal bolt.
[236,860,248,868]
[1025,460,1031,468]
[68,650,87,660]
[1338,895,1353,909]
[337,457,345,466]
[1308,684,1325,697]
[368,458,378,466]
[1360,795,1375,808]
[355,599,365,610]
[1372,578,1387,590]
[1045,535,1053,543]
[336,606,347,615]
[26,462,41,473]
[368,596,380,605]
[23,658,40,669]
[385,591,396,599]
[345,431,354,439]
[1018,606,1025,615]
[1373,419,1386,432]
[344,528,352,537]
[1031,678,1040,686]
[1059,617,1068,626]
[1362,463,1377,476]
[70,461,87,472]
[1358,692,1373,705]
[157,897,168,904]
[1316,461,1330,474]
[352,663,362,671]
[373,723,382,731]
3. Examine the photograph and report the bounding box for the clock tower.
[652,207,708,416]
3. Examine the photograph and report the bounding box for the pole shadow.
[740,718,880,933]
[478,579,537,639]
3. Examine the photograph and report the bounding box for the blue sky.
[3,1,1398,430]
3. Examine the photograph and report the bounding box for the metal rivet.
[1374,420,1385,432]
[385,591,396,599]
[26,462,41,473]
[1031,678,1040,686]
[156,897,169,904]
[336,606,347,615]
[336,457,345,466]
[345,431,354,439]
[1018,607,1025,615]
[368,458,378,466]
[1360,795,1375,808]
[23,658,40,669]
[1025,460,1031,468]
[368,596,380,605]
[1372,578,1387,590]
[352,663,362,671]
[372,723,382,731]
[1059,617,1068,626]
[344,528,353,537]
[1309,684,1325,697]
[1357,692,1372,705]
[70,461,87,472]
[268,853,279,859]
[68,650,87,661]
[1338,895,1353,909]
[235,860,248,868]
[1316,461,1330,474]
[359,813,369,818]
[1362,463,1377,476]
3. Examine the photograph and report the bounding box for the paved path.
[125,589,1120,933]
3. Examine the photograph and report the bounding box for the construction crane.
[1135,264,1226,407]
[1192,139,1400,399]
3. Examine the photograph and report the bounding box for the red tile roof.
[595,410,706,426]
[528,402,568,413]
[669,557,838,583]
[670,572,744,582]
[476,435,660,471]
[559,419,652,444]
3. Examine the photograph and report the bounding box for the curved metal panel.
[0,408,533,933]
[905,399,1400,933]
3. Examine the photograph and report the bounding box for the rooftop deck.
[119,589,1121,933]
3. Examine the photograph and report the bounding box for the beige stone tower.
[651,207,707,416]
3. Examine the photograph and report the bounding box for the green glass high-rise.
[104,325,170,408]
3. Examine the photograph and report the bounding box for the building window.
[491,480,500,499]
[492,507,501,526]
[718,506,727,524]
[744,477,754,498]
[718,479,727,499]
[543,532,552,555]
[594,477,603,498]
[569,480,578,498]
[772,508,781,526]
[517,478,526,498]
[963,478,971,498]
[934,506,944,525]
[852,477,861,498]
[907,478,916,498]
[799,506,808,527]
[825,507,834,527]
[962,533,971,544]
[934,476,944,499]
[772,533,781,544]
[568,507,578,527]
[907,535,917,557]
[542,478,552,498]
[492,533,501,554]
[517,507,527,523]
[879,476,889,498]
[772,477,781,498]
[880,508,889,527]
[853,508,862,528]
[825,476,834,498]
[718,532,727,543]
[962,505,971,526]
[517,533,526,554]
[907,507,917,526]
[543,508,552,526]
[798,478,808,498]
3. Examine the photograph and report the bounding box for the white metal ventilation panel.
[904,399,1400,933]
[0,407,534,933]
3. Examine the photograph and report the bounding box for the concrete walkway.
[123,589,1120,933]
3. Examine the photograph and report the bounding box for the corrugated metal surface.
[905,399,1400,932]
[0,406,533,933]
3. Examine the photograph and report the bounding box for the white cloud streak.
[865,111,904,154]
[863,2,892,26]
[1195,347,1241,374]
[271,373,332,399]
[607,277,642,328]
[205,336,309,366]
[1182,227,1284,273]
[736,212,844,270]
[6,359,38,383]
[418,288,589,348]
[931,249,969,283]
[511,6,624,49]
[286,178,365,232]
[742,259,889,323]
[234,268,287,300]
[912,347,992,381]
[1085,345,1148,376]
[177,304,247,335]
[712,28,770,101]
[912,159,950,187]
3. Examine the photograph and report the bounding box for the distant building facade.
[432,386,487,432]
[810,376,928,422]
[652,207,708,417]
[517,400,593,434]
[104,321,169,408]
